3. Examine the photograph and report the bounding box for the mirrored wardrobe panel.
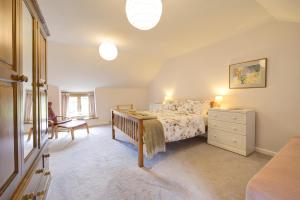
[38,31,48,147]
[22,1,35,159]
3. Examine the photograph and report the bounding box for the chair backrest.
[48,102,57,122]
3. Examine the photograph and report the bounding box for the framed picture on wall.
[229,58,267,89]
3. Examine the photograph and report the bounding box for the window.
[61,92,96,118]
[68,96,79,117]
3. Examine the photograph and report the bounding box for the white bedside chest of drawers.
[208,108,255,156]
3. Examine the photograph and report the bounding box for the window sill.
[71,116,98,120]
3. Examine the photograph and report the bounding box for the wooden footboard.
[111,109,156,167]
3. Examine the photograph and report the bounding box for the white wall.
[48,84,60,115]
[149,21,300,153]
[95,87,149,122]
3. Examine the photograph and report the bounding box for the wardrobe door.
[38,30,48,148]
[0,0,14,66]
[0,0,22,199]
[21,0,40,171]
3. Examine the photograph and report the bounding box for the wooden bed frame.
[112,101,213,167]
[111,109,157,167]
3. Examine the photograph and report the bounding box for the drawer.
[208,111,245,124]
[208,119,246,135]
[21,159,44,199]
[36,151,51,200]
[35,170,51,200]
[208,128,245,149]
[19,152,51,200]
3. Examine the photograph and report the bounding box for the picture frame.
[229,58,267,89]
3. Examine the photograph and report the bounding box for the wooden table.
[55,120,89,140]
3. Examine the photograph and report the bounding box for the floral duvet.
[145,111,206,142]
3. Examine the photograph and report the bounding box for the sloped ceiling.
[37,0,299,91]
[256,0,300,23]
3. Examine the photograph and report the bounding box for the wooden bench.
[54,120,89,140]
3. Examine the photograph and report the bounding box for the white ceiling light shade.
[99,42,118,61]
[126,0,163,30]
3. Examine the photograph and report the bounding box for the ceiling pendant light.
[99,42,118,61]
[126,0,163,30]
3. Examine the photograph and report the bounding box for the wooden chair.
[48,102,90,140]
[48,116,72,139]
[48,102,72,139]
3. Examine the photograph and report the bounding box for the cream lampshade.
[214,95,223,107]
[125,0,163,30]
[99,42,118,61]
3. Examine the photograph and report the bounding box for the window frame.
[65,92,95,119]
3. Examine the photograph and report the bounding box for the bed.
[111,99,211,167]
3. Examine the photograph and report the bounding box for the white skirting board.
[255,147,277,156]
[86,118,109,127]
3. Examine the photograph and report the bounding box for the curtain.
[88,92,96,117]
[61,92,70,117]
[24,90,33,123]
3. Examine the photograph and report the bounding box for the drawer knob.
[44,170,51,176]
[22,193,35,200]
[35,169,44,174]
[37,190,45,197]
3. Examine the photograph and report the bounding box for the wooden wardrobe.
[0,0,51,199]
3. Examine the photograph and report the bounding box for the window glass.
[63,92,95,118]
[81,96,89,116]
[68,96,78,117]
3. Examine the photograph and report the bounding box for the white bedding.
[145,111,206,142]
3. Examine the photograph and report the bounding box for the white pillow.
[193,100,210,115]
[160,101,177,112]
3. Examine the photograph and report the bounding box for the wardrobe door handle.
[38,82,45,87]
[38,79,47,87]
[44,170,51,176]
[21,75,28,82]
[11,74,28,82]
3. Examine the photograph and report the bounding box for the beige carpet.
[47,126,270,200]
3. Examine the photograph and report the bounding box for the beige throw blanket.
[143,119,166,158]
